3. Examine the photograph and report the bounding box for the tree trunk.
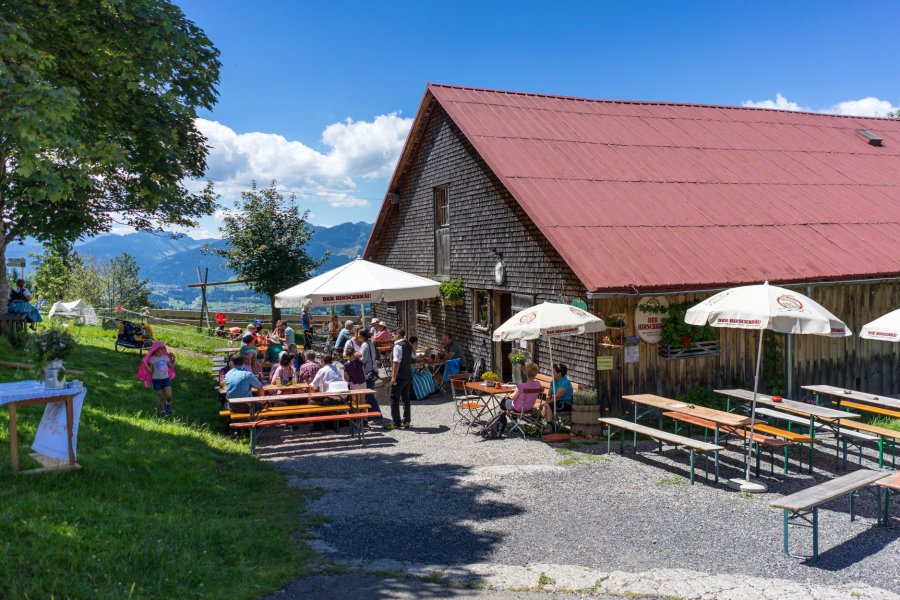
[269,295,281,325]
[0,238,8,314]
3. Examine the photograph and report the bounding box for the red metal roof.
[377,84,900,292]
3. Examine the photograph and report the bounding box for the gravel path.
[258,390,900,599]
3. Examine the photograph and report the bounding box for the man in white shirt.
[310,354,343,392]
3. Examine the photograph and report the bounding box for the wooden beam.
[187,279,250,288]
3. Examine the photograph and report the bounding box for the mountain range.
[8,222,373,307]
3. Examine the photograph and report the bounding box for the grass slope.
[0,326,314,599]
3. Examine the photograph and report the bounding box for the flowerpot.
[43,359,66,390]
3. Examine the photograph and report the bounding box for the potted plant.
[439,279,465,307]
[481,370,500,388]
[27,327,76,389]
[508,350,525,383]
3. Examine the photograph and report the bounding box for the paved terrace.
[259,392,900,600]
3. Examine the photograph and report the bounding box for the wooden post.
[196,266,210,330]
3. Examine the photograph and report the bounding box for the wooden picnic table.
[874,472,900,526]
[802,384,900,412]
[715,389,860,473]
[253,381,314,396]
[623,394,750,483]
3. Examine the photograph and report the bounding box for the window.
[473,289,490,330]
[417,299,431,321]
[434,186,450,277]
[511,293,534,315]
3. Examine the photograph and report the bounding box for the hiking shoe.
[385,422,397,431]
[401,421,411,429]
[165,403,174,416]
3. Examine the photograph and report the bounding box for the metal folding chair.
[450,374,485,433]
[503,385,544,438]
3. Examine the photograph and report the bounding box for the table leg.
[783,509,789,555]
[9,402,18,473]
[812,508,819,560]
[66,396,75,466]
[835,419,841,472]
[808,416,815,474]
[714,426,720,483]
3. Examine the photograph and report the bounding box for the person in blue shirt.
[301,307,313,349]
[224,355,263,413]
[333,320,353,361]
[551,363,574,410]
[283,322,296,346]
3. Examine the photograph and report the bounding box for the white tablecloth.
[0,380,86,461]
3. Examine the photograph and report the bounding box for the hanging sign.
[6,257,25,268]
[635,296,668,344]
[596,355,614,371]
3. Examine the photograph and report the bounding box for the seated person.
[542,363,574,422]
[286,343,304,370]
[296,351,321,383]
[439,333,466,370]
[372,321,391,342]
[311,354,343,392]
[269,352,294,385]
[217,354,237,407]
[240,347,263,379]
[8,278,41,329]
[240,333,255,348]
[334,320,354,359]
[224,355,264,413]
[498,362,543,432]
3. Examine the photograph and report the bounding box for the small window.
[473,289,490,330]
[511,293,534,315]
[434,186,450,276]
[417,299,431,322]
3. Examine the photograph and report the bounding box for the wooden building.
[363,84,900,405]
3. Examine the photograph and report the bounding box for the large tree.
[206,182,325,323]
[0,0,220,311]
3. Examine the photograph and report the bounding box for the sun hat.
[344,320,354,327]
[371,318,380,325]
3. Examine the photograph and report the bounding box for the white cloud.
[743,93,899,117]
[196,112,412,208]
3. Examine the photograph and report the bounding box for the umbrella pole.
[548,337,557,432]
[745,329,765,482]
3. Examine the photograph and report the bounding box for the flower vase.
[43,359,66,390]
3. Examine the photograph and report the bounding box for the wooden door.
[491,292,512,381]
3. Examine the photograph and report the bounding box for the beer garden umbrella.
[492,302,606,429]
[685,281,851,491]
[859,308,900,342]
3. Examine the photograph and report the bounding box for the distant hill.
[13,222,374,308]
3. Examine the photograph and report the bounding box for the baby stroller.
[115,319,155,354]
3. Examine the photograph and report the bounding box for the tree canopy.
[205,182,325,322]
[0,0,220,308]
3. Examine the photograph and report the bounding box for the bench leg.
[783,509,790,555]
[689,450,695,485]
[884,490,892,527]
[754,443,761,479]
[812,507,819,560]
[250,427,258,454]
[851,490,857,522]
[808,417,815,474]
[842,438,848,471]
[714,426,720,484]
[878,436,884,469]
[783,445,789,474]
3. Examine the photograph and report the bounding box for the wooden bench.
[0,313,28,336]
[535,373,580,395]
[769,469,891,559]
[838,400,900,420]
[821,420,900,470]
[599,417,723,485]
[874,472,900,527]
[662,412,791,476]
[231,410,381,451]
[220,403,372,421]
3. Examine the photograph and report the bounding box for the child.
[136,341,177,417]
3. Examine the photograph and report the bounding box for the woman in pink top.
[498,362,542,431]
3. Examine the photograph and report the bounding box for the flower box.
[442,297,463,307]
[658,340,720,360]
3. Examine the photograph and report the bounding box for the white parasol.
[685,282,851,491]
[859,308,900,342]
[274,258,440,308]
[493,302,605,428]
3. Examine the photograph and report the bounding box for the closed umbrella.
[492,302,606,429]
[685,282,850,492]
[860,308,900,342]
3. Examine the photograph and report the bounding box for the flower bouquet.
[481,370,500,388]
[26,328,76,389]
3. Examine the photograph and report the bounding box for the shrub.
[439,279,465,301]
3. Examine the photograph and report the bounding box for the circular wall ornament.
[635,296,668,344]
[494,260,506,285]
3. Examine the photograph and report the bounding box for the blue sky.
[173,0,900,237]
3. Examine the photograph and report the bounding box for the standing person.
[224,355,263,413]
[387,328,414,430]
[343,326,365,359]
[357,330,382,421]
[301,306,314,349]
[326,315,341,351]
[283,321,296,346]
[136,341,177,417]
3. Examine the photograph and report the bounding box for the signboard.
[624,336,640,364]
[7,257,25,268]
[635,296,668,344]
[596,355,614,371]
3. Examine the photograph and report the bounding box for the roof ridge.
[428,82,899,122]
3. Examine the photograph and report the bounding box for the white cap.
[371,318,380,324]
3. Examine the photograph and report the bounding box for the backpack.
[480,414,504,440]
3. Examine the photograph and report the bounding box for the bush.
[573,388,598,405]
[439,278,465,301]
